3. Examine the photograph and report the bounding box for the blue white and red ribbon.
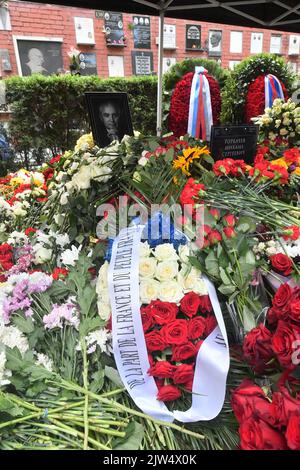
[264,74,284,109]
[188,66,213,141]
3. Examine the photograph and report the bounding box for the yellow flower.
[272,158,288,169]
[293,167,300,176]
[75,133,94,152]
[10,177,23,187]
[172,146,210,176]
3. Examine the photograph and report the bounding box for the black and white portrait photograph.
[85,92,134,148]
[13,37,63,76]
[208,30,222,56]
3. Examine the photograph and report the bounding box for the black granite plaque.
[79,52,97,76]
[186,24,202,51]
[131,51,153,75]
[104,11,125,46]
[210,125,259,163]
[133,16,151,49]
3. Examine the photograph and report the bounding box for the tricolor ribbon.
[264,74,284,109]
[188,66,213,141]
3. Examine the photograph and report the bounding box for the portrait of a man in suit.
[99,101,122,146]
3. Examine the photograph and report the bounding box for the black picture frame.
[85,92,134,148]
[15,39,63,76]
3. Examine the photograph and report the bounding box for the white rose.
[140,279,160,304]
[159,280,183,304]
[97,301,111,321]
[139,257,157,278]
[72,166,91,190]
[13,206,27,217]
[139,242,151,258]
[34,246,53,264]
[60,192,69,205]
[97,288,110,305]
[178,267,206,294]
[154,244,178,261]
[155,261,178,282]
[178,245,190,264]
[97,261,109,289]
[138,156,148,167]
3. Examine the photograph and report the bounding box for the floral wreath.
[168,71,221,138]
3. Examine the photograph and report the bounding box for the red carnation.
[223,227,236,239]
[223,214,236,227]
[282,225,300,241]
[270,253,293,276]
[173,364,194,384]
[157,385,182,402]
[208,229,222,245]
[52,267,69,280]
[180,292,201,317]
[148,361,176,379]
[162,320,188,345]
[25,227,37,236]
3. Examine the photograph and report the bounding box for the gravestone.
[210,125,259,163]
[133,16,151,49]
[131,51,153,75]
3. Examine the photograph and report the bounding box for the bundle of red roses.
[231,379,300,450]
[169,71,221,138]
[142,292,217,402]
[242,283,300,373]
[0,243,13,282]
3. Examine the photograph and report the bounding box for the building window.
[229,60,241,70]
[250,32,263,54]
[108,56,124,77]
[270,35,282,54]
[230,31,243,54]
[0,6,11,31]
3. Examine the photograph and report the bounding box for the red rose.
[208,230,222,245]
[290,286,300,304]
[148,300,178,325]
[205,315,217,335]
[140,306,154,332]
[223,214,236,227]
[273,387,300,427]
[272,321,300,368]
[286,412,300,450]
[171,342,197,361]
[209,208,220,220]
[145,331,167,352]
[243,324,273,373]
[271,283,292,321]
[267,307,279,326]
[173,364,194,384]
[162,320,188,345]
[187,316,206,340]
[148,361,176,378]
[270,253,293,276]
[223,227,237,239]
[198,295,212,314]
[290,300,300,323]
[180,292,201,318]
[231,379,276,426]
[239,417,287,450]
[157,385,181,402]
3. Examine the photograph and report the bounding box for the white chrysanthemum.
[53,233,70,248]
[155,261,178,282]
[35,353,53,372]
[158,280,183,304]
[0,350,11,387]
[154,244,178,261]
[85,329,112,355]
[60,245,82,267]
[34,245,53,264]
[0,324,29,356]
[71,166,92,191]
[140,279,160,304]
[7,231,29,246]
[139,257,157,278]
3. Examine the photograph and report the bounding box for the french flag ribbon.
[188,66,213,141]
[264,74,284,109]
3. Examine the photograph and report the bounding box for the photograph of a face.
[208,30,222,56]
[85,92,134,148]
[15,38,63,76]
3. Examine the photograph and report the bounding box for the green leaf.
[12,316,35,334]
[218,284,236,296]
[114,422,144,450]
[0,394,25,417]
[89,370,105,393]
[79,317,105,337]
[236,216,256,234]
[243,305,256,332]
[219,267,231,285]
[205,251,220,278]
[105,366,124,388]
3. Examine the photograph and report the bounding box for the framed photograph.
[208,30,222,56]
[74,17,95,45]
[13,36,63,76]
[85,92,134,148]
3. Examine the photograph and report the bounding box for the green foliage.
[163,58,229,92]
[5,74,158,165]
[221,53,295,124]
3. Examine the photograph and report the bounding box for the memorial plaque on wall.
[186,24,201,51]
[210,125,259,163]
[104,11,125,46]
[131,51,153,75]
[79,52,97,75]
[133,16,151,49]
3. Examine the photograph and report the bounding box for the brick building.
[0,0,299,79]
